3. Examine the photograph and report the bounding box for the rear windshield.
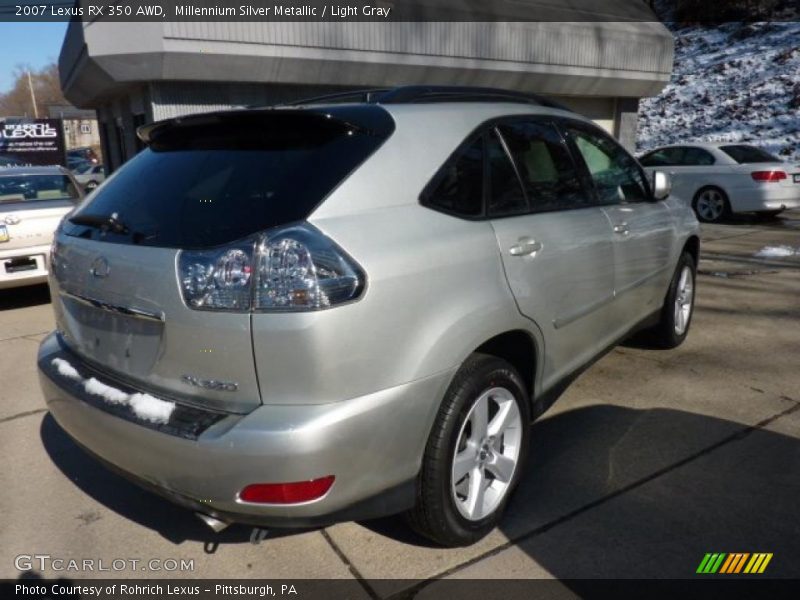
[719,145,780,164]
[64,110,393,248]
[0,174,79,204]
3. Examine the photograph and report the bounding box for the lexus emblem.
[90,256,110,278]
[4,215,20,225]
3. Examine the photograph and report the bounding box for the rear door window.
[486,131,527,217]
[63,109,393,249]
[497,120,586,212]
[682,148,716,166]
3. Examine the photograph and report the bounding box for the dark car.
[67,147,99,165]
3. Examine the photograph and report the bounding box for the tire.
[649,251,696,349]
[692,187,730,223]
[85,181,98,192]
[408,353,530,547]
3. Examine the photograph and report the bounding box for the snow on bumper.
[51,357,176,424]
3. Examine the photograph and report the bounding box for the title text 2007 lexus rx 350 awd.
[38,87,699,546]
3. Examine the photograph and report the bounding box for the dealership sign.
[0,119,66,167]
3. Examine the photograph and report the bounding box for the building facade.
[46,105,102,159]
[59,15,674,171]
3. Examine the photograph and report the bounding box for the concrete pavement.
[1,211,799,594]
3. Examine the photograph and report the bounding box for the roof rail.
[282,85,574,112]
[281,88,390,106]
[376,86,573,111]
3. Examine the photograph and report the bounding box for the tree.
[0,62,68,118]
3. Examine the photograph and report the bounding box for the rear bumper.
[0,243,50,289]
[730,188,800,213]
[38,332,453,527]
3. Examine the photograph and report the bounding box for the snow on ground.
[638,22,800,161]
[754,245,799,258]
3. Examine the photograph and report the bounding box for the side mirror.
[652,170,671,200]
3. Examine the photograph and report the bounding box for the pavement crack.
[0,408,47,424]
[22,333,49,341]
[397,402,800,595]
[699,230,760,243]
[698,268,780,279]
[0,332,49,344]
[320,529,380,600]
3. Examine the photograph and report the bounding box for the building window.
[80,122,92,134]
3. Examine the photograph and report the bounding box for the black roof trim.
[280,86,574,113]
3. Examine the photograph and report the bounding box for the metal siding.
[162,22,672,76]
[148,82,359,120]
[62,21,673,109]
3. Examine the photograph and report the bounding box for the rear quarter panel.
[250,205,542,405]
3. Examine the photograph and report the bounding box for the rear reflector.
[751,171,787,182]
[239,476,335,504]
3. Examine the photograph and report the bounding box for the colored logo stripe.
[719,554,736,573]
[698,553,773,574]
[744,553,773,574]
[697,553,726,573]
[720,553,749,573]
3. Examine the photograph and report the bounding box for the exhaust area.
[195,512,230,533]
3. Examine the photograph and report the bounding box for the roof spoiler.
[136,106,394,145]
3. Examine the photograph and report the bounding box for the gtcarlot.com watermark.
[15,554,194,573]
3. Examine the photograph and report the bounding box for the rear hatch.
[51,107,393,413]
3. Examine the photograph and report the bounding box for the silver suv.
[38,87,699,546]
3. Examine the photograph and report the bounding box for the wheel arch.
[682,235,700,266]
[473,329,537,402]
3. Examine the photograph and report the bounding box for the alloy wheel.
[674,265,694,335]
[696,190,725,222]
[451,387,522,521]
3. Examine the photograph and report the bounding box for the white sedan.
[0,166,82,289]
[639,143,800,223]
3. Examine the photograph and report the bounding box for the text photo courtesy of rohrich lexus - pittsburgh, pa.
[1,1,800,599]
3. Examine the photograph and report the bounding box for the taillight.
[239,476,335,504]
[751,171,787,182]
[178,223,364,312]
[179,241,256,311]
[254,224,364,311]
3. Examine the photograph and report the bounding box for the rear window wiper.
[69,212,130,235]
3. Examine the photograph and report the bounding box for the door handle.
[613,222,630,235]
[509,238,542,257]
